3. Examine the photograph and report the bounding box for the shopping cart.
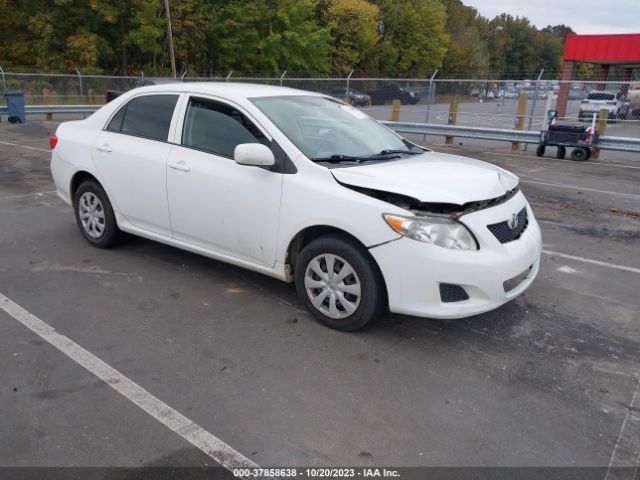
[537,111,597,161]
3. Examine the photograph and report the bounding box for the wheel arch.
[284,225,388,300]
[70,170,101,200]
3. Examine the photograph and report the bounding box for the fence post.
[75,68,84,100]
[391,99,401,122]
[280,70,287,86]
[424,69,438,141]
[592,108,609,159]
[42,88,52,120]
[346,70,354,93]
[0,65,6,94]
[512,92,528,151]
[445,98,458,144]
[226,70,233,82]
[523,69,544,151]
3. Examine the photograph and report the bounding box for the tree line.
[0,0,578,78]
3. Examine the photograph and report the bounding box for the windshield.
[251,95,414,162]
[587,92,615,100]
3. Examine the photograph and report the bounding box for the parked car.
[327,87,370,106]
[578,90,630,121]
[367,84,420,105]
[50,83,541,331]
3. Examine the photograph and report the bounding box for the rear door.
[92,94,179,236]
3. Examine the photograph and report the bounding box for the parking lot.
[1,119,639,476]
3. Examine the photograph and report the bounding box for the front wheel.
[294,235,386,331]
[556,146,566,159]
[73,180,121,248]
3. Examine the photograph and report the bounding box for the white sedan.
[50,83,541,331]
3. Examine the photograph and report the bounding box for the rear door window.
[115,94,179,141]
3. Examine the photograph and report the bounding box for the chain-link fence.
[2,70,639,132]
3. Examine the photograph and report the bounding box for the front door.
[166,96,283,267]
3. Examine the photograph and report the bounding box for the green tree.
[486,15,540,77]
[439,0,489,75]
[373,0,449,77]
[317,0,379,75]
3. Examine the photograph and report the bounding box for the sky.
[462,0,640,34]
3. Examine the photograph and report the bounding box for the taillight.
[50,135,58,149]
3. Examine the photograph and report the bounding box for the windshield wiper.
[311,154,365,163]
[312,149,421,164]
[374,149,421,156]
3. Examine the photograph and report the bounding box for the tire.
[536,144,545,157]
[294,235,386,332]
[556,146,566,159]
[73,180,121,248]
[570,148,588,162]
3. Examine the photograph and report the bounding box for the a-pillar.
[621,67,633,95]
[556,60,574,119]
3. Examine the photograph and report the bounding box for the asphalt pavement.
[0,119,638,476]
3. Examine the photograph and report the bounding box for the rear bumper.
[369,193,542,319]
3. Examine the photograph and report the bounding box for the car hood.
[331,152,519,205]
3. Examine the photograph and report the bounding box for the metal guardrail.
[383,121,541,144]
[382,122,640,153]
[0,104,638,153]
[594,135,640,153]
[0,104,100,116]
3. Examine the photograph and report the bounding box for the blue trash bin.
[4,91,26,123]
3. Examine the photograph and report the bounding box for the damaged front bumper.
[369,192,542,319]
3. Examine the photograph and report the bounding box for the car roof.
[131,81,323,99]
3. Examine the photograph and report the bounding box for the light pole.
[164,0,177,78]
[486,26,503,97]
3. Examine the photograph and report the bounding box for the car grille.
[487,207,528,244]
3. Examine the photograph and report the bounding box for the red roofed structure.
[557,33,640,117]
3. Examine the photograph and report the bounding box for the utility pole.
[164,0,177,78]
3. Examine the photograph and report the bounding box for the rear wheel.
[294,235,386,331]
[536,144,546,157]
[556,146,566,159]
[73,180,121,248]
[570,148,588,162]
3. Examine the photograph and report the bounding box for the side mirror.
[234,143,275,167]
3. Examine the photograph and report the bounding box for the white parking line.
[0,140,17,146]
[484,151,640,170]
[21,145,50,153]
[543,250,640,274]
[0,292,258,472]
[521,179,640,200]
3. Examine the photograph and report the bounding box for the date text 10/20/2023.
[232,468,401,478]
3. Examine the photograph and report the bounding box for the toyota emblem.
[508,212,519,230]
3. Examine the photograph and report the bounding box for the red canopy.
[563,33,640,65]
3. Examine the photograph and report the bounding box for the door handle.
[169,161,191,172]
[96,144,111,153]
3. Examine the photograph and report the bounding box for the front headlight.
[383,214,478,250]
